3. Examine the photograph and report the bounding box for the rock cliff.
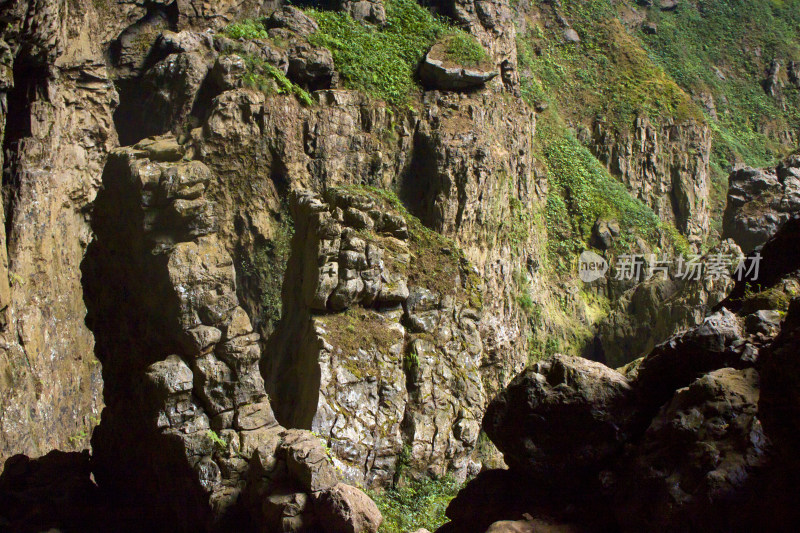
[0,0,799,531]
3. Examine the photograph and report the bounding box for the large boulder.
[483,354,636,482]
[612,368,769,531]
[722,155,800,252]
[316,483,383,533]
[633,309,746,414]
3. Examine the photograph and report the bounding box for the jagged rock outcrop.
[591,116,711,238]
[598,239,742,367]
[269,188,486,487]
[722,153,800,252]
[613,368,769,531]
[337,0,387,25]
[419,37,498,90]
[82,140,381,532]
[426,0,520,92]
[443,216,800,532]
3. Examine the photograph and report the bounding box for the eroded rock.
[483,354,636,481]
[613,368,769,531]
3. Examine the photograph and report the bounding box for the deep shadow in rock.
[79,153,213,531]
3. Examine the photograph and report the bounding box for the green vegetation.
[222,18,313,104]
[307,0,486,105]
[368,476,461,533]
[207,429,228,450]
[338,185,482,309]
[225,19,271,40]
[322,308,403,369]
[534,115,688,272]
[238,210,294,333]
[639,0,800,168]
[514,0,694,273]
[403,343,420,374]
[516,1,700,126]
[440,32,490,68]
[240,55,315,106]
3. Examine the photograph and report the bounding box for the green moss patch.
[336,185,482,309]
[321,308,403,364]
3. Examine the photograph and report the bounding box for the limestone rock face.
[337,0,387,25]
[722,154,800,252]
[0,0,117,463]
[483,354,636,481]
[590,116,711,238]
[614,368,769,531]
[430,0,520,92]
[270,188,487,488]
[82,143,381,532]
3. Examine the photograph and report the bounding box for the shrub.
[225,18,270,40]
[368,476,461,533]
[240,54,315,106]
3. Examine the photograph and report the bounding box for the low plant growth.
[368,476,462,533]
[306,0,486,105]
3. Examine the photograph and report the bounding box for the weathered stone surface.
[722,154,800,252]
[271,188,486,487]
[633,309,747,413]
[598,240,742,367]
[268,6,320,37]
[337,0,387,25]
[613,368,769,531]
[282,430,339,494]
[316,483,383,533]
[590,116,711,238]
[419,39,498,91]
[483,354,635,480]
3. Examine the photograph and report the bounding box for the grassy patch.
[534,115,687,272]
[225,19,270,40]
[307,0,486,105]
[517,1,700,127]
[240,54,315,105]
[368,476,461,533]
[440,32,490,68]
[321,308,403,365]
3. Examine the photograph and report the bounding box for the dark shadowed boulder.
[483,354,636,482]
[613,368,769,532]
[633,309,746,414]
